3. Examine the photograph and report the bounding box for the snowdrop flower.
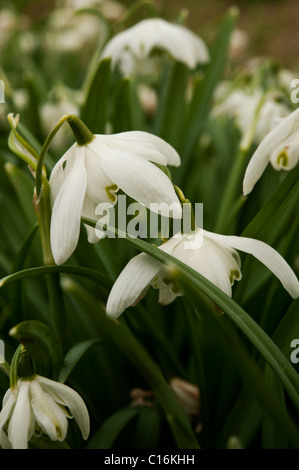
[50,130,181,265]
[212,88,290,145]
[0,375,89,449]
[243,107,299,195]
[100,18,209,75]
[65,0,126,20]
[106,228,299,318]
[44,8,106,54]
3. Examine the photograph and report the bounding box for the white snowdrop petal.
[36,376,90,440]
[50,146,87,265]
[243,107,299,195]
[106,253,162,318]
[8,380,31,449]
[99,131,181,166]
[100,149,182,218]
[101,18,209,70]
[213,234,299,299]
[30,380,68,442]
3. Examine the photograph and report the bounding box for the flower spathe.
[100,18,210,74]
[0,374,90,449]
[106,228,299,318]
[49,131,181,265]
[243,107,299,195]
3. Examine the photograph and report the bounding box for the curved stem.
[35,114,70,197]
[35,114,94,196]
[10,344,22,389]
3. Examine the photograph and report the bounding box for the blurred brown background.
[6,0,299,67]
[152,0,299,67]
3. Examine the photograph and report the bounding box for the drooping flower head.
[100,18,210,75]
[49,130,182,265]
[212,88,290,146]
[243,107,299,195]
[106,228,299,318]
[0,374,90,449]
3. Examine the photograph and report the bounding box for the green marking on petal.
[105,184,118,203]
[230,269,241,284]
[277,151,288,167]
[151,275,159,289]
[162,277,172,286]
[56,425,63,439]
[171,285,181,295]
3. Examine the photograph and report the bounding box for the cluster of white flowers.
[1,14,299,451]
[212,87,290,145]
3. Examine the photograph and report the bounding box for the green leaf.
[133,406,162,448]
[80,58,111,134]
[8,224,39,325]
[179,7,239,182]
[0,264,113,290]
[58,339,103,383]
[217,297,299,447]
[154,62,190,148]
[62,277,200,449]
[178,278,299,448]
[86,407,139,449]
[5,162,36,227]
[111,77,144,132]
[242,164,299,241]
[262,364,289,449]
[82,217,299,416]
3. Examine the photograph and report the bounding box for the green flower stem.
[9,344,23,389]
[35,114,94,196]
[0,265,113,289]
[33,181,53,266]
[33,180,68,350]
[174,185,196,232]
[35,115,69,197]
[66,115,94,146]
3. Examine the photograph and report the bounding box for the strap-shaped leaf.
[58,339,103,383]
[179,7,239,183]
[80,58,111,134]
[86,407,139,449]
